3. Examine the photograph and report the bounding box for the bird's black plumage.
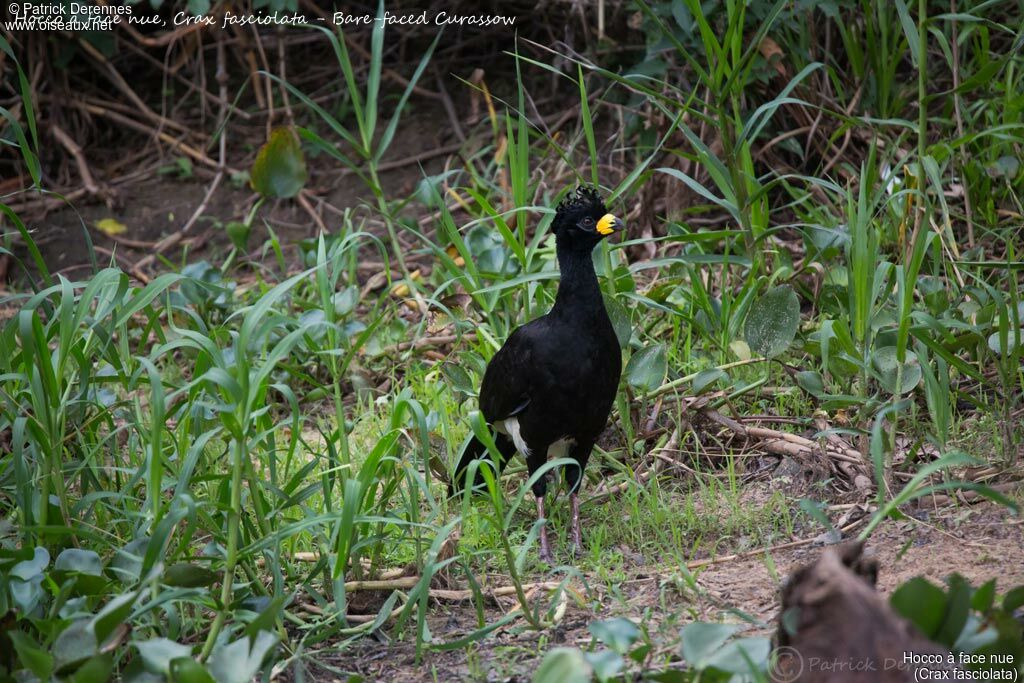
[449,186,624,562]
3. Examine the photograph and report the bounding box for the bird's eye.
[581,216,595,226]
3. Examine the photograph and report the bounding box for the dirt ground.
[7,103,451,283]
[286,502,1022,682]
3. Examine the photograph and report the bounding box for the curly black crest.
[556,185,603,214]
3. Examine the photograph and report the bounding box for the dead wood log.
[775,542,959,682]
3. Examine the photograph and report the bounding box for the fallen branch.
[923,480,1021,507]
[685,518,866,570]
[704,408,865,466]
[383,333,477,355]
[344,577,419,592]
[50,124,107,203]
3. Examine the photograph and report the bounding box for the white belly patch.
[547,436,576,460]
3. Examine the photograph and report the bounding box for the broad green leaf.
[891,577,947,639]
[207,631,279,683]
[704,636,771,674]
[680,622,743,668]
[442,363,475,395]
[589,617,640,653]
[170,657,217,683]
[250,127,308,199]
[730,339,751,360]
[935,574,971,649]
[163,563,220,588]
[584,649,624,682]
[7,631,54,680]
[136,638,192,675]
[970,579,996,613]
[92,591,139,644]
[795,370,825,397]
[68,653,114,683]
[745,285,800,358]
[692,368,726,394]
[626,344,667,393]
[54,619,99,674]
[1003,586,1024,612]
[532,647,591,683]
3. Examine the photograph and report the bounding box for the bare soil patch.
[287,502,1023,682]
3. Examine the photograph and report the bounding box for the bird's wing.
[478,323,542,422]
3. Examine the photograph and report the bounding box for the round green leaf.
[11,547,49,613]
[250,127,308,199]
[745,285,800,358]
[12,546,49,580]
[626,344,667,394]
[871,347,922,395]
[987,329,1023,355]
[56,548,103,576]
[224,221,251,250]
[332,286,360,317]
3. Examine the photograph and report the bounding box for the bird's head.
[551,186,625,250]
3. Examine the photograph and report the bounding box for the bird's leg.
[565,442,593,559]
[569,492,582,556]
[536,495,555,564]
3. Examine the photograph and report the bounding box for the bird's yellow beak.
[596,213,624,236]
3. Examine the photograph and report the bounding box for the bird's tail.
[448,432,517,497]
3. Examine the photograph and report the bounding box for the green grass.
[1,1,1024,680]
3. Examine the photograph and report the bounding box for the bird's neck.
[553,243,604,315]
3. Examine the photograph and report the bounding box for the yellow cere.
[596,213,618,235]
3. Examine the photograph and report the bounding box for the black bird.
[449,186,624,563]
